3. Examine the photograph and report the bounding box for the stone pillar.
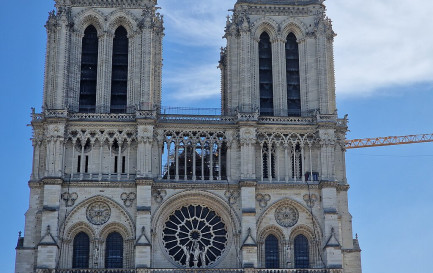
[135,180,153,268]
[240,181,258,268]
[271,37,286,116]
[321,182,342,269]
[137,124,154,178]
[36,179,62,269]
[96,32,113,113]
[239,126,257,180]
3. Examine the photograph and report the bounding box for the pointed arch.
[294,234,309,268]
[259,32,274,116]
[252,18,279,42]
[79,25,98,113]
[75,9,105,36]
[265,234,279,268]
[110,26,129,113]
[72,232,90,268]
[105,231,124,268]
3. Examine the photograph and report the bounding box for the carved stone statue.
[192,242,201,268]
[181,244,191,267]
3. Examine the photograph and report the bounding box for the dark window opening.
[79,25,98,113]
[122,156,126,174]
[286,33,301,116]
[77,156,81,173]
[292,144,302,179]
[259,32,274,116]
[265,235,279,268]
[105,232,123,268]
[110,27,128,113]
[85,155,89,173]
[294,234,309,269]
[114,156,118,173]
[72,232,90,268]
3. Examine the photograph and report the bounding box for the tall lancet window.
[72,232,90,268]
[294,234,309,268]
[259,32,274,116]
[286,33,301,116]
[105,232,124,268]
[110,26,129,113]
[79,25,98,113]
[265,234,280,268]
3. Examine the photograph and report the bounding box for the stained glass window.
[265,234,279,268]
[294,234,309,268]
[72,232,90,268]
[105,232,123,268]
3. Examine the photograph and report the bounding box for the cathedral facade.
[15,0,362,272]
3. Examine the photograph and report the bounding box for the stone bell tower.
[15,1,163,272]
[220,0,336,117]
[43,0,163,114]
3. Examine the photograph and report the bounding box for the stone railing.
[158,115,236,124]
[30,108,346,128]
[37,269,343,273]
[69,113,137,122]
[258,116,315,125]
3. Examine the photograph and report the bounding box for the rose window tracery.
[86,202,111,225]
[162,205,228,268]
[275,205,299,227]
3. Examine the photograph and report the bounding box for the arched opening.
[105,232,124,268]
[110,26,129,113]
[286,33,301,116]
[79,25,99,113]
[259,32,274,116]
[72,232,90,268]
[294,234,309,268]
[265,234,279,268]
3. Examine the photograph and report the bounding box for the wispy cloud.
[158,0,433,104]
[163,63,221,105]
[327,0,433,96]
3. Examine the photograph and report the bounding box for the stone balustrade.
[37,269,342,273]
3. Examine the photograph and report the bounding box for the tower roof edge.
[55,0,158,8]
[236,0,324,5]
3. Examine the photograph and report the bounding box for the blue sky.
[1,0,432,272]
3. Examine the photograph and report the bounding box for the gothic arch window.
[265,234,279,268]
[72,232,90,268]
[105,232,123,268]
[79,25,99,113]
[294,234,309,268]
[110,26,129,113]
[286,33,301,116]
[259,32,274,116]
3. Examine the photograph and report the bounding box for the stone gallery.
[15,0,362,272]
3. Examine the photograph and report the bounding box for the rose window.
[162,205,228,268]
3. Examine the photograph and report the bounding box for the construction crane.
[345,133,433,149]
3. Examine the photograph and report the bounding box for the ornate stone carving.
[256,193,271,208]
[303,194,318,208]
[86,202,111,225]
[275,205,299,227]
[224,190,240,205]
[121,192,136,207]
[61,192,78,207]
[153,189,167,203]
